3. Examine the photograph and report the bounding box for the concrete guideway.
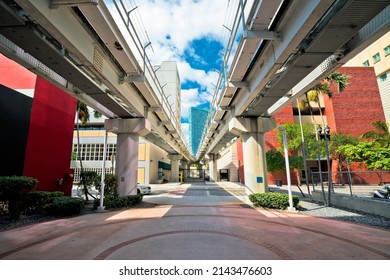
[0,182,389,260]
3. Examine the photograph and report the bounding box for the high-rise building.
[189,107,208,155]
[155,61,181,127]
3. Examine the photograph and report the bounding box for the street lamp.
[317,125,331,141]
[317,125,332,206]
[277,126,296,211]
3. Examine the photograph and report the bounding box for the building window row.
[385,45,390,56]
[373,52,381,63]
[379,73,387,82]
[362,45,390,67]
[73,143,116,161]
[362,60,370,67]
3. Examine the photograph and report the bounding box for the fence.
[311,170,390,198]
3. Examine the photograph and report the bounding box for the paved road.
[0,182,389,260]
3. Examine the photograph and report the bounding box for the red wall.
[23,77,77,196]
[0,54,36,89]
[324,67,386,135]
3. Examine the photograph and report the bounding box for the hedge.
[27,191,64,205]
[25,191,64,214]
[0,176,38,219]
[47,197,84,216]
[249,192,299,210]
[0,176,38,196]
[93,194,143,209]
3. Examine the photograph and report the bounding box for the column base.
[96,206,106,212]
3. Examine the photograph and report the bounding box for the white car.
[137,184,151,195]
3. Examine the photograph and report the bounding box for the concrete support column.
[208,153,218,182]
[116,133,139,196]
[168,154,182,182]
[105,118,151,196]
[181,161,189,170]
[229,117,276,194]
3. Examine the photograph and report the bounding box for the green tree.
[328,133,359,185]
[361,120,390,148]
[338,141,390,184]
[266,150,285,173]
[75,101,103,200]
[274,123,317,186]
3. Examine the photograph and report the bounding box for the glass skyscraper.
[189,107,208,155]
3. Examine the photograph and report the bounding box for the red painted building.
[0,54,76,195]
[236,67,387,186]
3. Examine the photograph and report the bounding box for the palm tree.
[297,72,349,204]
[304,72,350,125]
[75,100,103,200]
[361,121,390,148]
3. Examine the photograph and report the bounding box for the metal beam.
[157,121,171,126]
[50,0,98,9]
[219,106,234,111]
[119,75,145,83]
[228,81,250,89]
[243,30,282,41]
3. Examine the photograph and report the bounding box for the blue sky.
[135,0,237,139]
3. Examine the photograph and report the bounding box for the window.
[72,143,117,161]
[362,60,370,67]
[379,73,387,82]
[385,45,390,56]
[373,52,381,63]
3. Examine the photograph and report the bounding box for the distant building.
[155,61,181,126]
[71,119,172,184]
[344,31,390,123]
[189,107,209,155]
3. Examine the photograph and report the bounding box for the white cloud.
[129,0,237,141]
[137,0,229,53]
[180,88,206,120]
[181,122,189,141]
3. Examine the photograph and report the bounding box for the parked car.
[137,184,151,195]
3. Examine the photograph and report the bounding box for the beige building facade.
[71,128,171,184]
[344,31,390,123]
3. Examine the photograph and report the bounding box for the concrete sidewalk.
[0,182,389,260]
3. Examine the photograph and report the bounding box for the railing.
[195,0,249,157]
[311,170,390,198]
[107,0,183,138]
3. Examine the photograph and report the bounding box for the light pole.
[97,126,118,212]
[277,126,296,211]
[317,125,332,206]
[97,130,108,212]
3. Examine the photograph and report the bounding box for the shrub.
[249,192,299,210]
[25,191,64,214]
[0,176,38,219]
[47,197,84,216]
[0,176,38,195]
[93,194,143,210]
[95,174,118,197]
